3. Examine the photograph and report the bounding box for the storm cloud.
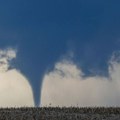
[0,48,34,107]
[41,53,120,107]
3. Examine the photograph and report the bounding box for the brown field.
[0,107,120,120]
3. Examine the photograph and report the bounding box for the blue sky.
[0,0,120,106]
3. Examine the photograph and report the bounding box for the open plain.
[0,107,120,120]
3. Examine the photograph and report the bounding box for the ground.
[0,107,120,120]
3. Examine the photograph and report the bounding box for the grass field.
[0,107,120,120]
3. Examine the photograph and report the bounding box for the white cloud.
[0,48,35,107]
[0,69,35,107]
[41,54,120,107]
[0,48,16,72]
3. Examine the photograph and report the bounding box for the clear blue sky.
[0,0,120,106]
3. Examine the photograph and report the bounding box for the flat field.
[0,107,120,120]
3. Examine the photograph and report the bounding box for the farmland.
[0,107,120,120]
